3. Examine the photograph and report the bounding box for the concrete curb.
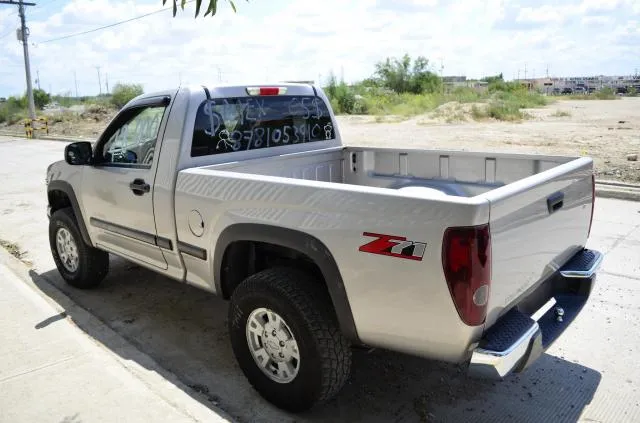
[0,131,92,143]
[0,247,234,423]
[595,183,640,202]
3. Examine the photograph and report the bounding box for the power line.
[0,28,14,39]
[32,0,58,9]
[36,0,195,44]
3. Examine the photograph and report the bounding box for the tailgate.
[482,157,594,327]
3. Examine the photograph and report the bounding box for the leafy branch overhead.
[163,0,247,17]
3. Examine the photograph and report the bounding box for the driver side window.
[101,105,166,167]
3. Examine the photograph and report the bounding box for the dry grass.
[0,238,31,266]
[552,109,572,117]
[0,239,24,259]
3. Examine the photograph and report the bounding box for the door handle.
[547,192,564,214]
[129,178,150,196]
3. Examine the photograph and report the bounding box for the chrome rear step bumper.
[559,249,604,278]
[468,249,603,380]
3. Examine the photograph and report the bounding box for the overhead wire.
[36,0,195,44]
[0,28,14,39]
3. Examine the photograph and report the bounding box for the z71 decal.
[359,232,426,261]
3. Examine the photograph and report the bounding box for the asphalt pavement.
[0,136,639,422]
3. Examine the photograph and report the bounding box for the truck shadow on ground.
[29,258,601,423]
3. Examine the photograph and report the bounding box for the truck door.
[80,96,171,270]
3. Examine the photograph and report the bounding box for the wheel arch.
[214,223,359,343]
[47,180,93,246]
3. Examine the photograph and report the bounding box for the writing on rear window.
[191,96,335,157]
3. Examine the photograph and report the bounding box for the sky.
[0,0,639,97]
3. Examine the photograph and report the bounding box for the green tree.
[373,54,442,94]
[482,73,504,84]
[33,89,51,110]
[325,71,338,99]
[165,0,245,17]
[111,83,144,109]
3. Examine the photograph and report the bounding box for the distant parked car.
[561,87,573,94]
[574,87,586,94]
[616,86,627,95]
[587,87,596,93]
[552,88,561,95]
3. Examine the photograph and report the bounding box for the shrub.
[324,76,367,114]
[488,80,525,93]
[86,103,112,114]
[33,89,51,109]
[449,87,483,103]
[596,87,617,100]
[486,101,524,121]
[471,104,488,120]
[111,83,144,109]
[0,96,27,124]
[373,54,442,94]
[492,90,548,108]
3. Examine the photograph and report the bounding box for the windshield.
[191,95,335,157]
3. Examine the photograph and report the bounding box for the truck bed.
[194,146,594,328]
[202,146,577,198]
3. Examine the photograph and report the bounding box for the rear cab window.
[191,94,335,157]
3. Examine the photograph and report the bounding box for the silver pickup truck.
[46,83,603,411]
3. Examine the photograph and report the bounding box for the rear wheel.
[228,267,352,412]
[49,207,109,289]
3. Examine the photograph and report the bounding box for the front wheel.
[49,207,109,289]
[228,267,352,412]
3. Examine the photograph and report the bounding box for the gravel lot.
[0,133,639,423]
[338,97,640,183]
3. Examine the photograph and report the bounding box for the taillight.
[588,173,595,238]
[442,224,491,326]
[246,87,288,96]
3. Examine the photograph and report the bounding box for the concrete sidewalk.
[0,253,232,423]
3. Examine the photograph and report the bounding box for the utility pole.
[105,73,109,94]
[524,63,528,80]
[1,0,37,119]
[546,64,549,78]
[74,70,78,98]
[95,66,102,95]
[36,68,40,90]
[18,0,36,118]
[440,57,444,94]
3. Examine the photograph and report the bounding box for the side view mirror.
[64,142,93,165]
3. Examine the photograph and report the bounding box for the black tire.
[49,207,109,289]
[228,267,352,412]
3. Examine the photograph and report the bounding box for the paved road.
[0,136,639,422]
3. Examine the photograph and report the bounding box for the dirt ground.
[338,97,640,183]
